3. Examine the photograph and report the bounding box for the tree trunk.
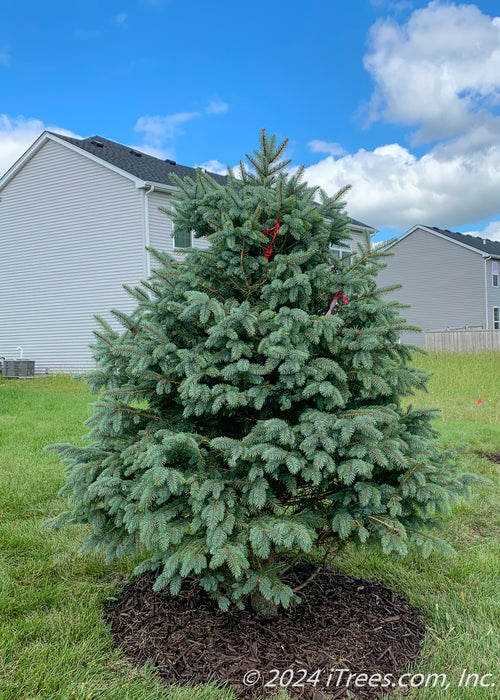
[250,589,279,617]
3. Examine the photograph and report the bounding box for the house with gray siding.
[377,225,500,346]
[0,131,376,372]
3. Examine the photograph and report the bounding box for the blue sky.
[2,0,500,241]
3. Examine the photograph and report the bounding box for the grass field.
[0,353,498,699]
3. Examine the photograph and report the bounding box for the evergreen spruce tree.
[48,131,479,615]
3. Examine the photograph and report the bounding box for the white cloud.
[206,99,229,115]
[194,159,228,175]
[0,47,10,67]
[303,136,500,231]
[134,112,199,152]
[128,143,176,160]
[308,140,345,157]
[115,13,128,25]
[364,1,500,142]
[300,3,500,232]
[466,220,500,242]
[0,115,79,178]
[134,102,228,157]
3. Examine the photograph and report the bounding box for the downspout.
[144,184,155,277]
[484,255,491,329]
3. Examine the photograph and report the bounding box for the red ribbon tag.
[263,221,280,261]
[325,290,348,316]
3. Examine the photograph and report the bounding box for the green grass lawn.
[0,354,499,699]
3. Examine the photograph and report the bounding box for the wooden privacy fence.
[425,326,500,353]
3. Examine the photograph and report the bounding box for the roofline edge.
[381,224,500,257]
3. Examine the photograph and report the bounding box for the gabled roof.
[384,224,500,258]
[429,226,500,257]
[53,133,228,186]
[347,217,377,233]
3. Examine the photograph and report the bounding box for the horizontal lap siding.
[148,190,175,258]
[377,228,485,346]
[350,230,371,253]
[0,140,146,372]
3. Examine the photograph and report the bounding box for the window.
[174,227,192,249]
[330,247,344,259]
[494,307,499,330]
[493,261,498,287]
[330,243,351,260]
[162,205,192,248]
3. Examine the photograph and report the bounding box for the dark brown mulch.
[105,564,426,699]
[483,453,500,464]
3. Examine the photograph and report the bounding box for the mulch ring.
[105,563,426,699]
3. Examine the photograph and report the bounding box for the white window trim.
[492,261,499,288]
[169,202,192,249]
[493,306,500,330]
[173,225,193,249]
[329,243,352,259]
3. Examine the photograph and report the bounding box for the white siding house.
[0,138,146,372]
[0,132,376,372]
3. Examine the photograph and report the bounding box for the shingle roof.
[52,133,227,186]
[51,132,376,232]
[349,217,376,231]
[430,226,500,257]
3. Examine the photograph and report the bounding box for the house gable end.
[0,132,146,194]
[384,225,499,258]
[376,225,486,343]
